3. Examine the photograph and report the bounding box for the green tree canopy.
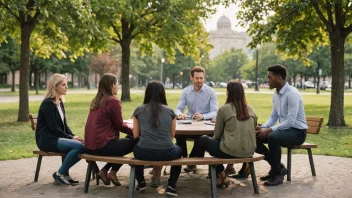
[91,0,225,101]
[236,0,352,126]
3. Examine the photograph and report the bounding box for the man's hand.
[257,128,271,141]
[177,114,187,120]
[192,112,204,121]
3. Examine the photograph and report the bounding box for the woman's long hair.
[45,73,66,103]
[143,81,168,128]
[90,73,117,111]
[226,80,249,121]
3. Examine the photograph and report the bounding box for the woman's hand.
[72,136,84,144]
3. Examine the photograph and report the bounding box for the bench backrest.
[306,116,323,134]
[29,114,38,131]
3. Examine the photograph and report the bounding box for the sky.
[204,4,247,32]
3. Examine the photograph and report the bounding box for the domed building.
[208,15,252,59]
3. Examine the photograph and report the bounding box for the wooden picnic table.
[124,120,215,136]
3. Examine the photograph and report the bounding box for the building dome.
[217,15,231,30]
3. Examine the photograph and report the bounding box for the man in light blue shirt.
[256,65,307,186]
[175,66,218,172]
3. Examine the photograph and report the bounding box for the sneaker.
[260,166,287,181]
[281,167,287,176]
[264,175,284,186]
[183,165,197,173]
[136,181,147,193]
[52,172,71,185]
[260,174,271,181]
[165,186,179,197]
[151,178,162,187]
[66,176,79,185]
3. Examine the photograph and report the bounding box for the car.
[207,81,215,87]
[241,82,248,88]
[345,82,349,89]
[218,82,227,88]
[304,81,315,88]
[320,81,331,90]
[241,80,253,88]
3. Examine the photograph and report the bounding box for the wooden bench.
[79,153,264,198]
[29,114,97,182]
[284,116,323,181]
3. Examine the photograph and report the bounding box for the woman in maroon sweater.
[85,73,135,186]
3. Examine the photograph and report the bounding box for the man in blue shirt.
[257,64,308,186]
[175,66,218,172]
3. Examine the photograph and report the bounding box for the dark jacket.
[35,98,74,152]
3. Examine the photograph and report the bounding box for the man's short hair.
[268,64,287,80]
[190,66,205,77]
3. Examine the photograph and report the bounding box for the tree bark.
[327,34,346,126]
[11,68,15,92]
[120,39,131,101]
[18,25,34,122]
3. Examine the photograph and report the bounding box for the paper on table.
[177,120,192,124]
[123,119,133,124]
[204,122,215,126]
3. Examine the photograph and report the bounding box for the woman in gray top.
[132,81,182,197]
[193,80,257,188]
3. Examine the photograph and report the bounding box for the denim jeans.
[192,135,236,175]
[175,135,201,158]
[256,128,306,176]
[57,138,85,175]
[133,145,182,188]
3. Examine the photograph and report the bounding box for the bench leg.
[128,165,136,198]
[209,165,217,198]
[307,148,316,176]
[83,161,92,194]
[287,148,292,181]
[34,155,43,182]
[249,162,259,194]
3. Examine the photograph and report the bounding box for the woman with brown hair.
[192,80,257,187]
[84,73,135,186]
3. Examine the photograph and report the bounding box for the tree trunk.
[293,74,296,87]
[34,70,39,95]
[71,73,74,88]
[29,68,33,89]
[120,39,131,101]
[327,34,346,126]
[11,68,15,92]
[18,26,33,122]
[316,64,320,94]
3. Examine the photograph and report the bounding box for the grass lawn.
[0,90,351,160]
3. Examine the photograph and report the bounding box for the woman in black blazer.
[35,73,85,185]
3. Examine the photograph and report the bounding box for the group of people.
[35,64,308,196]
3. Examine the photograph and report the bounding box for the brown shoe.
[97,170,111,185]
[107,171,121,186]
[216,171,231,187]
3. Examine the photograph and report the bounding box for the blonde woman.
[35,73,85,185]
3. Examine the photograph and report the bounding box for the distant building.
[208,15,252,59]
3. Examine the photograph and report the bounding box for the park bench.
[285,116,323,181]
[29,114,97,182]
[79,153,264,198]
